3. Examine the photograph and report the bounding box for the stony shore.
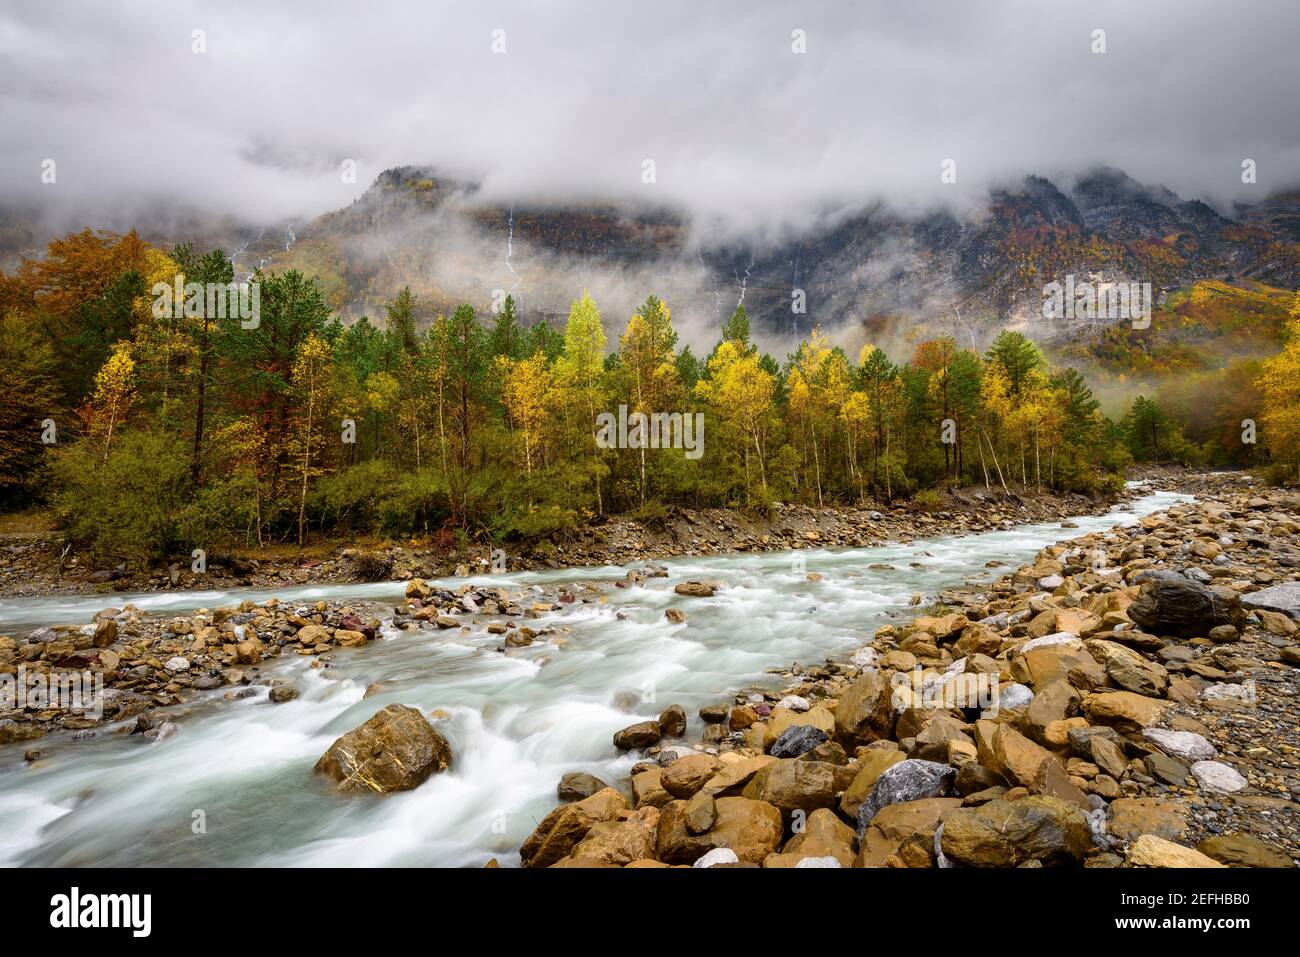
[1,477,1161,600]
[6,466,1298,871]
[0,471,1171,747]
[516,481,1300,868]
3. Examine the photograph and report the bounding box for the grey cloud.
[1,0,1297,238]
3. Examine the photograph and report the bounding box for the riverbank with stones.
[0,581,588,753]
[0,471,1201,601]
[513,483,1300,868]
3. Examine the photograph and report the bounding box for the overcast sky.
[2,0,1298,239]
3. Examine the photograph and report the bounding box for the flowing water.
[0,487,1189,867]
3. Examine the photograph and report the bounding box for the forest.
[1,228,1297,566]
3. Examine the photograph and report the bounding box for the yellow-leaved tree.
[82,343,137,463]
[1258,292,1300,479]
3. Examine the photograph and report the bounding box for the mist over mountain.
[190,164,1296,363]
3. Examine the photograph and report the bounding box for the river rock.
[658,704,687,737]
[1240,581,1300,617]
[856,759,956,833]
[1127,834,1226,868]
[1106,797,1188,843]
[693,847,740,868]
[770,725,829,758]
[314,703,452,794]
[557,771,608,802]
[1128,578,1242,638]
[833,670,895,745]
[1197,833,1294,868]
[684,791,716,834]
[763,808,855,868]
[521,788,629,868]
[1191,760,1248,793]
[1142,727,1218,762]
[568,819,657,867]
[673,581,716,597]
[840,749,907,818]
[613,720,662,750]
[657,796,784,865]
[1084,639,1168,696]
[940,796,1092,867]
[742,759,838,820]
[631,767,673,808]
[1081,691,1167,732]
[857,797,962,867]
[661,754,721,799]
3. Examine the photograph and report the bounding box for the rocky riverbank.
[515,484,1300,868]
[0,470,1216,600]
[0,580,583,750]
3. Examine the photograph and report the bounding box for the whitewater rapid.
[0,488,1189,867]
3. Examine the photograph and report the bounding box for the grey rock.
[856,759,956,833]
[769,725,829,759]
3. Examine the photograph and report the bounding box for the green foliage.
[51,429,190,566]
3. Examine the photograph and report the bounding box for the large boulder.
[1128,578,1242,638]
[856,759,956,833]
[661,754,722,799]
[657,796,784,865]
[566,819,657,867]
[941,796,1092,867]
[742,759,838,820]
[857,797,962,867]
[520,788,629,867]
[313,704,451,794]
[763,808,855,868]
[981,724,1053,789]
[833,671,896,745]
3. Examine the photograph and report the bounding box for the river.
[0,486,1189,867]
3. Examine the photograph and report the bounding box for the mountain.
[7,165,1299,361]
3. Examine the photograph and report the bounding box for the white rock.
[1201,683,1255,703]
[1142,728,1217,762]
[693,848,740,868]
[851,647,879,670]
[981,683,1033,718]
[777,695,811,713]
[1038,575,1065,590]
[794,855,841,868]
[1020,632,1081,653]
[164,656,190,673]
[1191,761,1247,793]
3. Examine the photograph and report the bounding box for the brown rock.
[657,796,784,865]
[661,754,722,799]
[941,796,1092,867]
[520,788,629,868]
[314,704,452,794]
